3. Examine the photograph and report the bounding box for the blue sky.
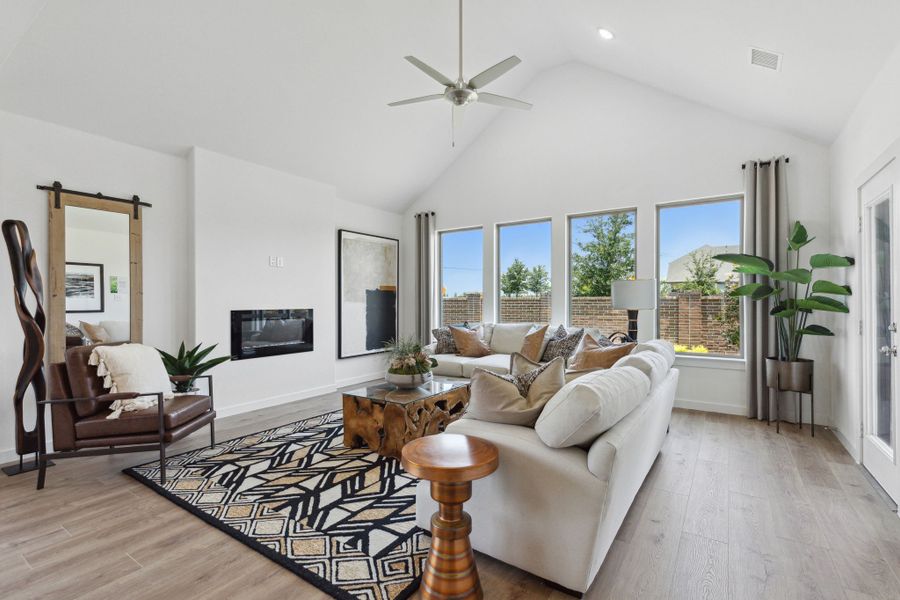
[440,228,483,296]
[658,200,742,274]
[440,201,741,296]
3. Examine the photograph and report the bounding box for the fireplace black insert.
[230,309,313,360]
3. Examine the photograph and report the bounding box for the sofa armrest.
[423,342,437,354]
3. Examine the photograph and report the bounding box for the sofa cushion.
[570,337,635,370]
[489,322,533,354]
[430,353,471,377]
[535,366,650,448]
[80,321,111,343]
[465,357,565,426]
[632,340,676,368]
[75,394,212,439]
[461,353,512,377]
[614,350,669,389]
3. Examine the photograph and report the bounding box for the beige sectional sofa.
[426,323,608,377]
[415,340,678,595]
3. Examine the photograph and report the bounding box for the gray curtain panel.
[743,157,790,420]
[415,212,436,346]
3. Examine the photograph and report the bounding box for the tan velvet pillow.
[450,326,492,358]
[466,356,566,426]
[520,325,548,361]
[570,336,636,370]
[80,321,111,343]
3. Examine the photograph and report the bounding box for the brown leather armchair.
[37,344,216,489]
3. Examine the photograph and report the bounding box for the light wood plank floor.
[2,388,899,600]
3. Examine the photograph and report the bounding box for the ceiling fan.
[388,0,532,145]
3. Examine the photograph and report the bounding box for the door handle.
[889,322,898,333]
[879,345,898,357]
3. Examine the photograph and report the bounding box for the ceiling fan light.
[597,28,615,41]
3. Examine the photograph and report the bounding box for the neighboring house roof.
[665,244,739,283]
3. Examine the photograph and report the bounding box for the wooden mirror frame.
[47,191,143,364]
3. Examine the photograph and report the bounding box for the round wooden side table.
[401,433,499,600]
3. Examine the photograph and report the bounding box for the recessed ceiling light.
[597,28,615,41]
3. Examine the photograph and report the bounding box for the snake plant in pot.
[158,342,231,393]
[714,222,854,393]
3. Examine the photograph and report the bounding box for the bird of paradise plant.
[714,222,854,362]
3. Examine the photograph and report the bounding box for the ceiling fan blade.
[477,92,532,110]
[404,56,454,87]
[388,94,444,107]
[468,56,522,89]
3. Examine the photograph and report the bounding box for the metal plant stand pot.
[765,357,815,436]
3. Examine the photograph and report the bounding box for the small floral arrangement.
[385,337,438,375]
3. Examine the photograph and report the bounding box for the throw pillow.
[511,351,598,384]
[81,321,111,343]
[466,356,565,426]
[89,343,175,400]
[450,326,492,358]
[535,366,650,448]
[489,322,534,354]
[431,327,459,354]
[570,337,636,370]
[520,325,549,362]
[541,325,584,362]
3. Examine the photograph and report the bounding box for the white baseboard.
[213,383,338,419]
[674,397,747,416]
[335,372,383,390]
[831,426,861,462]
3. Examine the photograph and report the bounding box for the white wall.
[404,62,832,418]
[0,109,190,462]
[190,148,402,418]
[828,43,900,458]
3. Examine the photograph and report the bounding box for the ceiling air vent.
[750,47,782,71]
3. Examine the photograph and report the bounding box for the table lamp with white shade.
[611,279,657,342]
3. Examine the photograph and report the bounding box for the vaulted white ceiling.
[1,1,899,212]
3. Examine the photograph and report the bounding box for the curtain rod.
[741,157,789,170]
[37,181,151,219]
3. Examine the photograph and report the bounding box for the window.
[439,228,484,326]
[657,197,742,357]
[568,210,636,332]
[497,220,552,323]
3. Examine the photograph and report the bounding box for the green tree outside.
[571,212,635,297]
[526,265,550,296]
[677,250,719,296]
[500,258,530,297]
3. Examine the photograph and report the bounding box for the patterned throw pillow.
[431,327,458,354]
[466,357,566,426]
[541,325,584,362]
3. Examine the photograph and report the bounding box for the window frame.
[655,194,745,360]
[566,207,639,327]
[495,217,553,324]
[437,225,484,326]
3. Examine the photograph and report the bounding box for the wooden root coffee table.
[342,380,469,458]
[401,434,499,600]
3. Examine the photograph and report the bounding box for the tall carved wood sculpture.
[2,220,47,475]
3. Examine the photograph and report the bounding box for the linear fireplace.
[230,309,313,360]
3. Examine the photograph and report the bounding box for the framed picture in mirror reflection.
[65,262,104,313]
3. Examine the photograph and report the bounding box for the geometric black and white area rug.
[124,411,427,600]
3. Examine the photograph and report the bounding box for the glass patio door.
[861,159,900,504]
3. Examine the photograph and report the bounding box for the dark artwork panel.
[365,289,397,350]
